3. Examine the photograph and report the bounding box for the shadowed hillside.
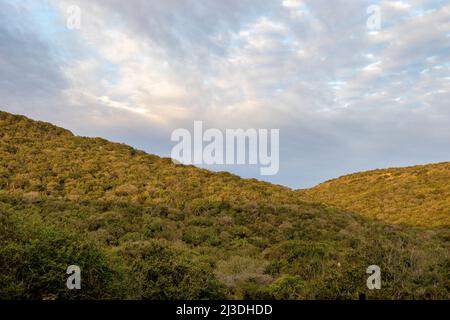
[0,110,448,300]
[298,163,450,227]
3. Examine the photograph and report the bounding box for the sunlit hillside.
[298,163,450,227]
[0,111,448,300]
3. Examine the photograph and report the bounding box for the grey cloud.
[65,0,277,63]
[0,1,69,119]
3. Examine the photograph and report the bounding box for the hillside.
[298,163,450,227]
[0,110,448,300]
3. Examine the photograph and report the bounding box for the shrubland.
[0,111,448,299]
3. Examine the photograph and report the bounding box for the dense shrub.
[0,111,448,300]
[0,212,119,299]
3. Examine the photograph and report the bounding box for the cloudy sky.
[1,0,449,188]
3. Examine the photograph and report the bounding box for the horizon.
[1,0,449,188]
[1,108,447,190]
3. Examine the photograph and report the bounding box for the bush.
[118,241,226,299]
[0,212,119,299]
[267,275,305,299]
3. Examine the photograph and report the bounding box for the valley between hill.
[0,111,448,299]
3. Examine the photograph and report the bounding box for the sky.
[0,0,449,188]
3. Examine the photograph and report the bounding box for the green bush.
[0,212,119,299]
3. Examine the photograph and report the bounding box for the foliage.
[0,111,448,299]
[298,162,450,227]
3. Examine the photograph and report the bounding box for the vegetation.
[0,111,448,299]
[298,163,450,227]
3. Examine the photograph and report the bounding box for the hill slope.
[0,110,448,300]
[298,163,450,227]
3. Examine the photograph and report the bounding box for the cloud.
[0,0,449,188]
[0,1,69,117]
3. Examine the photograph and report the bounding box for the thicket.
[0,111,448,299]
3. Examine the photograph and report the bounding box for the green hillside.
[0,110,448,299]
[298,163,450,227]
